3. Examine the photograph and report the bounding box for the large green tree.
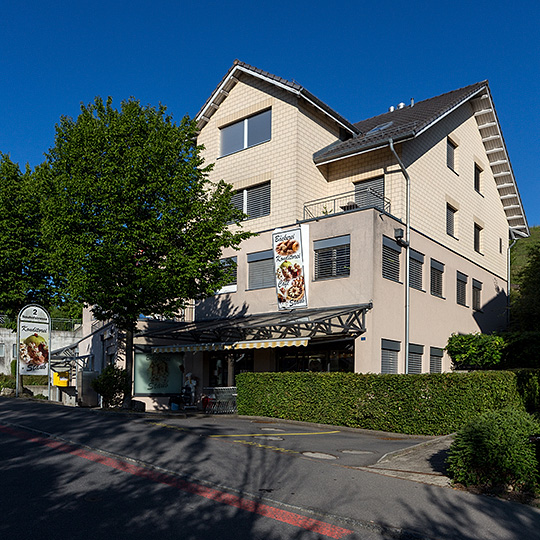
[41,97,250,402]
[0,154,53,323]
[511,241,540,331]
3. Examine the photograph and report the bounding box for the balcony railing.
[303,188,391,221]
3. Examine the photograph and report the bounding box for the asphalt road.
[1,398,539,540]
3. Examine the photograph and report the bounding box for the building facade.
[81,61,529,410]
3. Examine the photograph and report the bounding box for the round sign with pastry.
[286,277,305,302]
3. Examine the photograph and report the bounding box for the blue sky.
[2,1,538,225]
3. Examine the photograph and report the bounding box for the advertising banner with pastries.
[273,227,307,310]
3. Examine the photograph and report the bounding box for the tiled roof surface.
[313,81,487,164]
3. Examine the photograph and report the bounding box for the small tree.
[42,97,251,405]
[90,364,129,408]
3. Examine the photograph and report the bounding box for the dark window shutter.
[382,245,400,282]
[248,257,274,289]
[355,177,385,210]
[246,182,271,219]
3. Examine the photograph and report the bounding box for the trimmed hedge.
[236,371,528,435]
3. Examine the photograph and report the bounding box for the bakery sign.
[17,304,51,375]
[273,228,307,310]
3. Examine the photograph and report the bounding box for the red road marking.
[0,423,353,539]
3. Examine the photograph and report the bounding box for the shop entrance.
[277,340,354,372]
[208,351,254,387]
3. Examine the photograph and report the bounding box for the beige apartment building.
[76,61,528,410]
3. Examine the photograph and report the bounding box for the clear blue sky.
[1,1,538,225]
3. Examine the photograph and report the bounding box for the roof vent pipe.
[398,102,405,109]
[389,105,395,112]
[410,98,414,107]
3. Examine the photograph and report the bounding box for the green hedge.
[236,371,529,435]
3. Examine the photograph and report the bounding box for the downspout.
[388,138,411,374]
[507,231,518,326]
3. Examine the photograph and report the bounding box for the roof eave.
[195,61,359,136]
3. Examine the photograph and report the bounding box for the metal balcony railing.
[303,188,391,221]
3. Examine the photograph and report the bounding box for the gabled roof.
[313,81,529,238]
[195,60,359,136]
[197,62,528,238]
[313,81,487,164]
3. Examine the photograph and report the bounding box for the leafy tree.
[41,97,250,404]
[511,242,540,331]
[0,155,53,324]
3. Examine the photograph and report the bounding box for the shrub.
[445,333,506,370]
[90,364,129,407]
[236,371,524,435]
[514,369,540,413]
[0,374,16,390]
[446,408,540,494]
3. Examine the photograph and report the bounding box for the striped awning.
[152,337,310,354]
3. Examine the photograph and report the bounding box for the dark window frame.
[430,259,444,298]
[247,250,274,290]
[474,223,483,253]
[314,235,351,280]
[447,138,457,171]
[456,271,468,307]
[381,339,400,374]
[446,204,457,237]
[472,279,483,311]
[220,109,272,157]
[474,164,482,193]
[231,181,271,221]
[382,236,401,283]
[409,249,424,291]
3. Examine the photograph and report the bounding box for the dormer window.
[220,109,271,157]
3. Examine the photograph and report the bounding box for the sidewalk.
[363,434,454,487]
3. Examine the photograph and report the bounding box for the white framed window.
[0,343,4,357]
[430,259,444,298]
[217,256,237,294]
[381,339,400,374]
[248,250,274,290]
[457,271,468,306]
[410,249,424,291]
[429,347,443,373]
[382,237,401,282]
[220,109,271,157]
[231,182,271,221]
[314,235,350,280]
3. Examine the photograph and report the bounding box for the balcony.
[303,188,391,221]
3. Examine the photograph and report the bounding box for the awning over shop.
[153,337,310,353]
[143,304,371,353]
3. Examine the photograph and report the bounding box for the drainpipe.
[507,231,518,326]
[388,138,411,374]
